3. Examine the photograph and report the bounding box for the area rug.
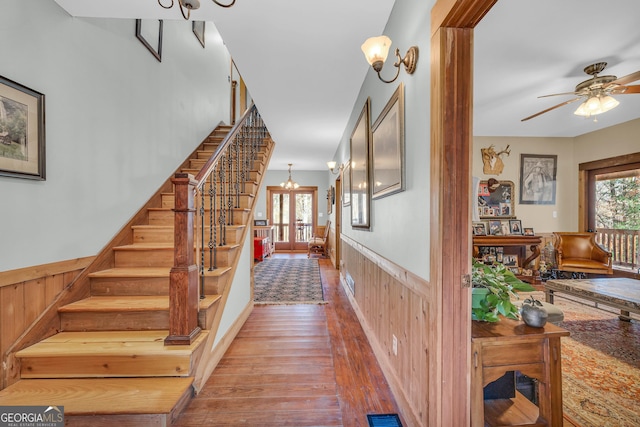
[253,258,325,304]
[553,295,640,427]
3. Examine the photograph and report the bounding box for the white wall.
[0,0,231,271]
[332,0,433,280]
[472,118,640,233]
[472,136,575,233]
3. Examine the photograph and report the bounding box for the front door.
[268,186,317,251]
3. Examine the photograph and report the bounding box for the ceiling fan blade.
[604,70,640,88]
[620,84,640,94]
[537,91,579,98]
[521,98,582,122]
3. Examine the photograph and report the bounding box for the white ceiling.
[54,0,640,171]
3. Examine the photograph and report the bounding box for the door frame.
[431,1,498,426]
[266,186,318,251]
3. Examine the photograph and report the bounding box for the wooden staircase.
[0,122,274,425]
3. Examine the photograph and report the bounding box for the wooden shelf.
[484,391,545,427]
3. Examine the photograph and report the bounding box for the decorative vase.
[520,298,548,327]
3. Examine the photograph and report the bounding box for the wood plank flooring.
[174,254,403,426]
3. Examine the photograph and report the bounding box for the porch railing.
[595,228,640,271]
[165,105,269,345]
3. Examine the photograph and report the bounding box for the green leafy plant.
[472,260,535,322]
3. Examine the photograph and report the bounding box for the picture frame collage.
[473,219,532,236]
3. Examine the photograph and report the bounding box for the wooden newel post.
[165,173,201,346]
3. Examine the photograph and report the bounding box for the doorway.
[267,186,318,251]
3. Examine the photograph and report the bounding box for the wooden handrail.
[194,104,257,185]
[166,104,268,345]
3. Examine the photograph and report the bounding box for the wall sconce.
[158,0,236,20]
[327,161,343,175]
[361,35,418,84]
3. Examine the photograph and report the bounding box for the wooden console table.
[473,235,542,284]
[472,318,569,427]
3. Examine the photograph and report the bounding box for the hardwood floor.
[174,253,403,426]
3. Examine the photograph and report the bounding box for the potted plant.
[472,260,535,322]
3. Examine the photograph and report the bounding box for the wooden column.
[430,1,498,425]
[165,173,201,346]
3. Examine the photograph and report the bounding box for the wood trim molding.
[340,234,429,298]
[192,300,253,392]
[430,1,498,426]
[0,257,94,288]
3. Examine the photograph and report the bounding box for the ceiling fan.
[522,62,640,121]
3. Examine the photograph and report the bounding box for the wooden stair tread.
[114,242,240,250]
[59,295,222,312]
[0,378,193,415]
[89,267,170,278]
[17,330,208,357]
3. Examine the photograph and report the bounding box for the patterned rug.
[553,295,640,427]
[253,258,325,304]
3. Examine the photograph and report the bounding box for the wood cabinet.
[473,235,543,284]
[471,318,569,427]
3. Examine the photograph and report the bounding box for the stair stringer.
[190,135,275,393]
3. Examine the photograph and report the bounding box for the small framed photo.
[254,219,269,226]
[192,21,205,48]
[523,227,534,236]
[473,222,487,236]
[509,267,521,275]
[503,254,519,267]
[136,19,163,62]
[509,219,523,235]
[488,220,502,236]
[500,221,510,236]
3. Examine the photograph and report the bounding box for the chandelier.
[280,164,300,190]
[158,0,236,20]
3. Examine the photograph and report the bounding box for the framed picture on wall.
[192,21,205,48]
[0,75,46,180]
[342,160,351,206]
[136,19,163,62]
[350,98,371,229]
[519,154,557,205]
[371,83,404,199]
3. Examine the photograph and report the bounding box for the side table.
[471,317,569,427]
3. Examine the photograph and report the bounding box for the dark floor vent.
[367,413,403,427]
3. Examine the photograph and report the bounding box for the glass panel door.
[269,187,316,251]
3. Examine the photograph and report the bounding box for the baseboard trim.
[191,300,253,393]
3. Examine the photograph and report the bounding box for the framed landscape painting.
[372,83,404,199]
[350,99,371,229]
[0,75,45,180]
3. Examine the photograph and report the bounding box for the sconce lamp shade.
[327,161,337,170]
[361,36,392,72]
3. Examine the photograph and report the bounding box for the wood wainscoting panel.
[0,257,93,390]
[340,236,429,426]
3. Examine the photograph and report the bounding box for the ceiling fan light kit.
[522,62,640,122]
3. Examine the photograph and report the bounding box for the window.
[580,153,640,272]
